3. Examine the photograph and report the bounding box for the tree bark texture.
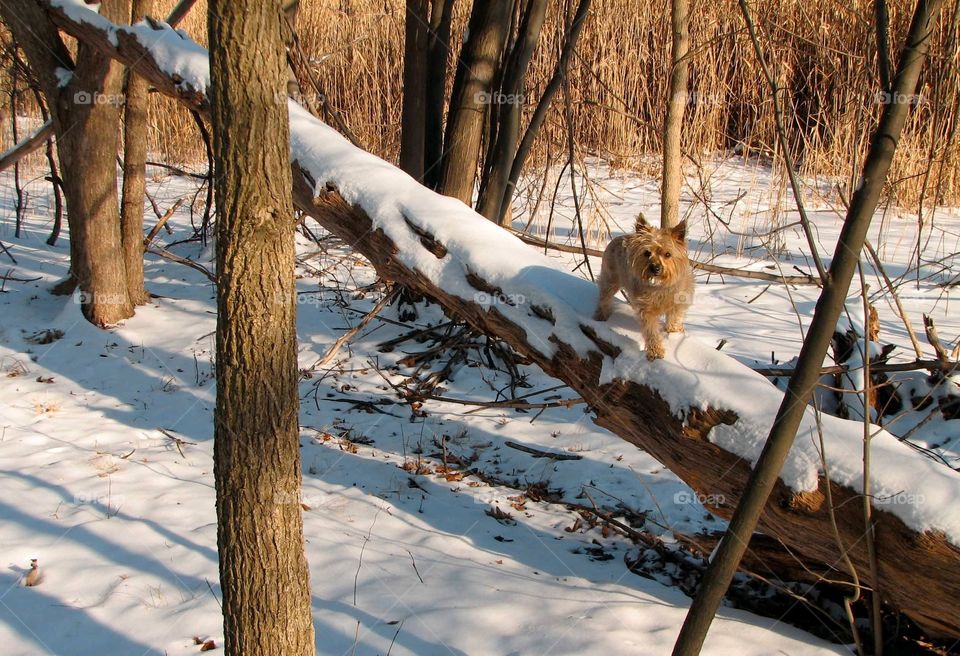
[400,0,429,179]
[439,0,511,204]
[501,0,591,225]
[477,0,548,226]
[207,1,315,653]
[424,0,455,190]
[120,0,153,306]
[660,0,690,229]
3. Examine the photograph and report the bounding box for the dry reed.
[3,0,958,206]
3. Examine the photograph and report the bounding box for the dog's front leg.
[665,305,687,334]
[631,303,665,360]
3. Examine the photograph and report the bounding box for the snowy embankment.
[0,172,853,654]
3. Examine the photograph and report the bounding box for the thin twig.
[146,246,215,282]
[858,264,883,655]
[143,198,184,248]
[864,239,924,359]
[406,550,424,584]
[754,357,958,377]
[504,440,583,460]
[418,392,583,412]
[0,241,16,264]
[311,286,396,369]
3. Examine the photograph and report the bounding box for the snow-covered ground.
[0,157,956,655]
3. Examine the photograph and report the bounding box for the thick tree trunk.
[120,0,153,306]
[1,0,134,326]
[400,0,429,179]
[439,0,511,204]
[660,0,689,229]
[207,1,315,654]
[37,2,960,638]
[57,0,133,325]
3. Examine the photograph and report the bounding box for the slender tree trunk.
[11,39,24,239]
[672,1,946,653]
[439,0,511,204]
[476,0,548,225]
[1,0,133,326]
[400,0,429,179]
[166,0,199,27]
[500,0,591,223]
[661,0,690,228]
[423,0,455,190]
[207,1,315,654]
[120,0,152,306]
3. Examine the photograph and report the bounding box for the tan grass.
[3,0,959,205]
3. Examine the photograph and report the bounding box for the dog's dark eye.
[643,250,651,257]
[663,252,672,258]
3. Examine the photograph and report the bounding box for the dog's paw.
[665,321,684,334]
[645,343,665,360]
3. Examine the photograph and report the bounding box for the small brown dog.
[594,214,694,360]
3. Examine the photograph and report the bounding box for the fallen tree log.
[35,0,960,638]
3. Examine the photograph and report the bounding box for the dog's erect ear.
[671,220,687,242]
[634,213,651,233]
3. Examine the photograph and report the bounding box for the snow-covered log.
[38,0,960,638]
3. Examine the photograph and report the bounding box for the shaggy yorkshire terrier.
[594,214,694,360]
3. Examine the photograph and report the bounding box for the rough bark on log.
[36,1,960,638]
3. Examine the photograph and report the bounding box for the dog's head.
[626,213,689,285]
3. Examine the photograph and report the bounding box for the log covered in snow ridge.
[37,0,960,638]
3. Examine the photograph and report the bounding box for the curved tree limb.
[0,120,52,173]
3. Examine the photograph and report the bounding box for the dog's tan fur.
[594,214,694,360]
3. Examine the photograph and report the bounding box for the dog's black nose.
[649,263,662,275]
